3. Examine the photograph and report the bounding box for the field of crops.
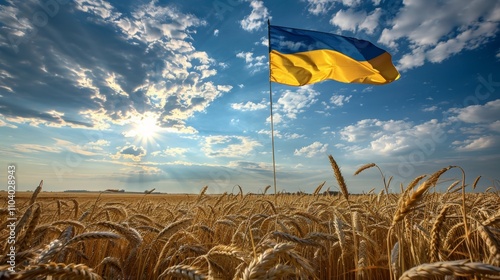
[1,157,500,279]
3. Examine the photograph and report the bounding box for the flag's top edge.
[269,25,386,62]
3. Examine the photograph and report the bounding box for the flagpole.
[267,19,277,198]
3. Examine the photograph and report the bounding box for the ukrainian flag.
[269,25,400,86]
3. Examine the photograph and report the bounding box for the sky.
[0,0,499,194]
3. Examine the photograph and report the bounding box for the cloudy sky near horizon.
[1,0,499,193]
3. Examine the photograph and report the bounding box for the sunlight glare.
[133,115,160,144]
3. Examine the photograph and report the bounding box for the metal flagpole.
[267,19,277,197]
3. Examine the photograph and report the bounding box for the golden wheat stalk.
[328,155,349,202]
[430,204,451,262]
[478,225,500,266]
[159,264,207,280]
[313,181,326,196]
[196,186,209,204]
[354,163,376,176]
[93,221,142,247]
[392,166,454,227]
[18,204,41,252]
[483,209,500,226]
[18,262,102,280]
[242,243,313,280]
[271,231,320,247]
[97,256,123,278]
[32,239,63,265]
[155,218,193,241]
[206,244,249,263]
[399,259,500,279]
[64,232,121,247]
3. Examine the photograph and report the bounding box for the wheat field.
[1,156,500,279]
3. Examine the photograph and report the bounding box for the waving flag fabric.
[269,25,400,86]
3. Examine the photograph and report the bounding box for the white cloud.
[339,119,448,156]
[397,47,426,70]
[5,109,91,129]
[202,135,261,158]
[422,105,438,112]
[0,3,33,49]
[74,0,120,21]
[330,8,381,34]
[231,99,267,111]
[427,21,498,63]
[236,51,267,73]
[228,160,271,171]
[53,138,101,156]
[266,112,283,125]
[213,29,219,36]
[358,8,382,34]
[259,129,304,140]
[259,36,268,47]
[448,99,500,124]
[330,94,352,107]
[340,119,410,142]
[294,141,328,158]
[362,87,373,93]
[13,144,61,154]
[85,139,110,151]
[276,86,319,119]
[258,129,282,139]
[240,0,270,32]
[379,0,500,71]
[304,0,361,15]
[163,147,188,157]
[452,136,499,151]
[340,0,362,7]
[111,145,147,162]
[330,9,364,33]
[105,73,128,96]
[304,0,336,15]
[490,121,500,132]
[286,133,304,140]
[0,118,17,128]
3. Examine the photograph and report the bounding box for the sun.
[132,115,160,145]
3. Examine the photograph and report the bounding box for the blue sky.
[1,0,499,193]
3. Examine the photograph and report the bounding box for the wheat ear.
[242,243,313,280]
[354,163,376,176]
[97,256,123,278]
[19,204,41,251]
[392,166,453,227]
[313,181,326,196]
[32,239,63,265]
[159,265,207,280]
[18,262,102,280]
[271,231,320,246]
[328,155,349,202]
[430,205,450,262]
[399,260,500,279]
[196,186,209,204]
[93,221,142,247]
[64,232,121,247]
[478,225,500,266]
